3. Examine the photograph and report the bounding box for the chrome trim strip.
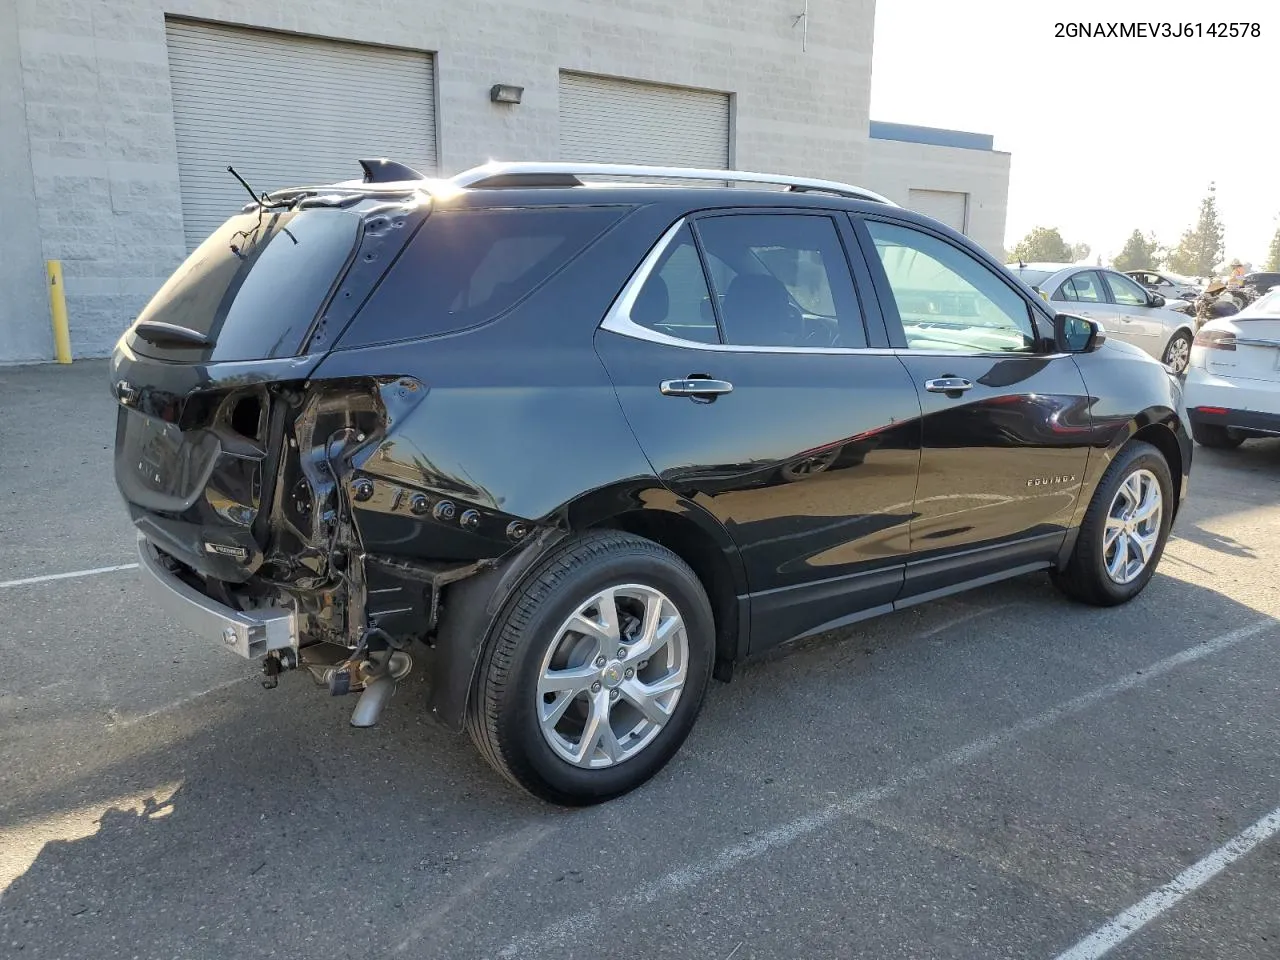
[1232,338,1280,349]
[136,534,298,660]
[598,217,1070,361]
[450,161,897,205]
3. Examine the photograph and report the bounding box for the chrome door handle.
[924,377,973,394]
[660,378,734,399]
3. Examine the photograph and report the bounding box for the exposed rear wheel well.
[588,510,740,677]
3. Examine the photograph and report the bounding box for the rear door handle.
[924,377,973,394]
[660,378,734,400]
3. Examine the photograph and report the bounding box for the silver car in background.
[1006,262,1197,373]
[1126,269,1203,303]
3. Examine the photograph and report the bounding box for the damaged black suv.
[113,160,1191,805]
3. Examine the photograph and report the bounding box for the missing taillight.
[1194,329,1237,351]
[230,394,263,440]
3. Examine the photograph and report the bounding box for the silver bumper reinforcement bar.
[135,533,298,659]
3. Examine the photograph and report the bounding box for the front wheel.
[1053,441,1174,606]
[1162,331,1192,374]
[466,531,714,805]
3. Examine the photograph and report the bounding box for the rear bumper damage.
[137,532,298,660]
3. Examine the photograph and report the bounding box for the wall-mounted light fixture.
[490,83,524,104]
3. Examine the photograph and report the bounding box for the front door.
[853,215,1094,601]
[1103,269,1165,344]
[595,211,922,650]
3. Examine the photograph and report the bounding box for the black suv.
[112,160,1191,805]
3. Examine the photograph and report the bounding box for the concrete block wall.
[0,0,877,362]
[864,136,1012,257]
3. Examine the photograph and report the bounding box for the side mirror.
[1055,312,1106,353]
[1148,293,1166,308]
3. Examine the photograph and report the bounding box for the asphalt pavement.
[2,360,1279,959]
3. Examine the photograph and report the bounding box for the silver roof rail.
[449,161,896,205]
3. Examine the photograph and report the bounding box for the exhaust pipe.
[349,649,413,728]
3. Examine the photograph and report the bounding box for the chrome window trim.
[598,220,1066,360]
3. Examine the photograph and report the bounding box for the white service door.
[166,20,437,250]
[558,72,730,169]
[908,188,969,234]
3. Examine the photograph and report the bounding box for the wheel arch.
[425,483,749,732]
[583,505,747,680]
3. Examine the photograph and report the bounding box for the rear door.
[596,210,923,650]
[1051,269,1119,331]
[852,215,1093,600]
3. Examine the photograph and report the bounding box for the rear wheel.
[1162,331,1192,374]
[466,531,714,805]
[1053,441,1173,606]
[1190,421,1244,449]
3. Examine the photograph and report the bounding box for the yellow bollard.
[46,260,72,364]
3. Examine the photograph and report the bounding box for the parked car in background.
[1007,262,1197,374]
[1126,270,1203,303]
[1242,272,1280,296]
[1185,287,1280,448]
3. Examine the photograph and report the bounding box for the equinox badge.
[1026,475,1077,487]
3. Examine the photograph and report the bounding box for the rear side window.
[339,206,628,346]
[129,208,362,362]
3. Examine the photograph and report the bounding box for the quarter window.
[865,220,1038,354]
[628,225,719,344]
[694,214,867,349]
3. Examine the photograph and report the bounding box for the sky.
[869,0,1278,265]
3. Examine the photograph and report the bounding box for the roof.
[869,121,996,152]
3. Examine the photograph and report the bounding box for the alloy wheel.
[1103,468,1163,584]
[536,584,689,769]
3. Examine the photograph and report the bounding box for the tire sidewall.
[495,546,715,804]
[1085,444,1174,602]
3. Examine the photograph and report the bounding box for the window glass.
[1106,271,1152,306]
[131,208,362,362]
[339,206,627,346]
[628,225,719,344]
[693,214,866,349]
[1057,272,1104,303]
[865,220,1038,354]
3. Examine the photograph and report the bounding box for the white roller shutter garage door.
[558,73,729,169]
[166,20,437,250]
[908,188,969,234]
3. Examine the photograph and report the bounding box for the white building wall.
[0,0,878,361]
[864,137,1011,257]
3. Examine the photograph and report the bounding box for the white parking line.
[0,563,138,590]
[497,618,1276,959]
[1051,803,1280,960]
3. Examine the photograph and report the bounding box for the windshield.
[129,207,362,362]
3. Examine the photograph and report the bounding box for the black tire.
[1162,331,1193,374]
[466,530,715,806]
[1190,421,1244,449]
[1052,440,1174,607]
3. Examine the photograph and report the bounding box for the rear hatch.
[112,192,428,583]
[1196,293,1280,385]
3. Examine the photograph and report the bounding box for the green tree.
[1009,226,1073,263]
[1111,230,1162,272]
[1069,242,1091,263]
[1266,224,1280,272]
[1167,184,1226,277]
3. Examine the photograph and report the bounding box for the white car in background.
[1006,262,1197,374]
[1184,288,1280,449]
